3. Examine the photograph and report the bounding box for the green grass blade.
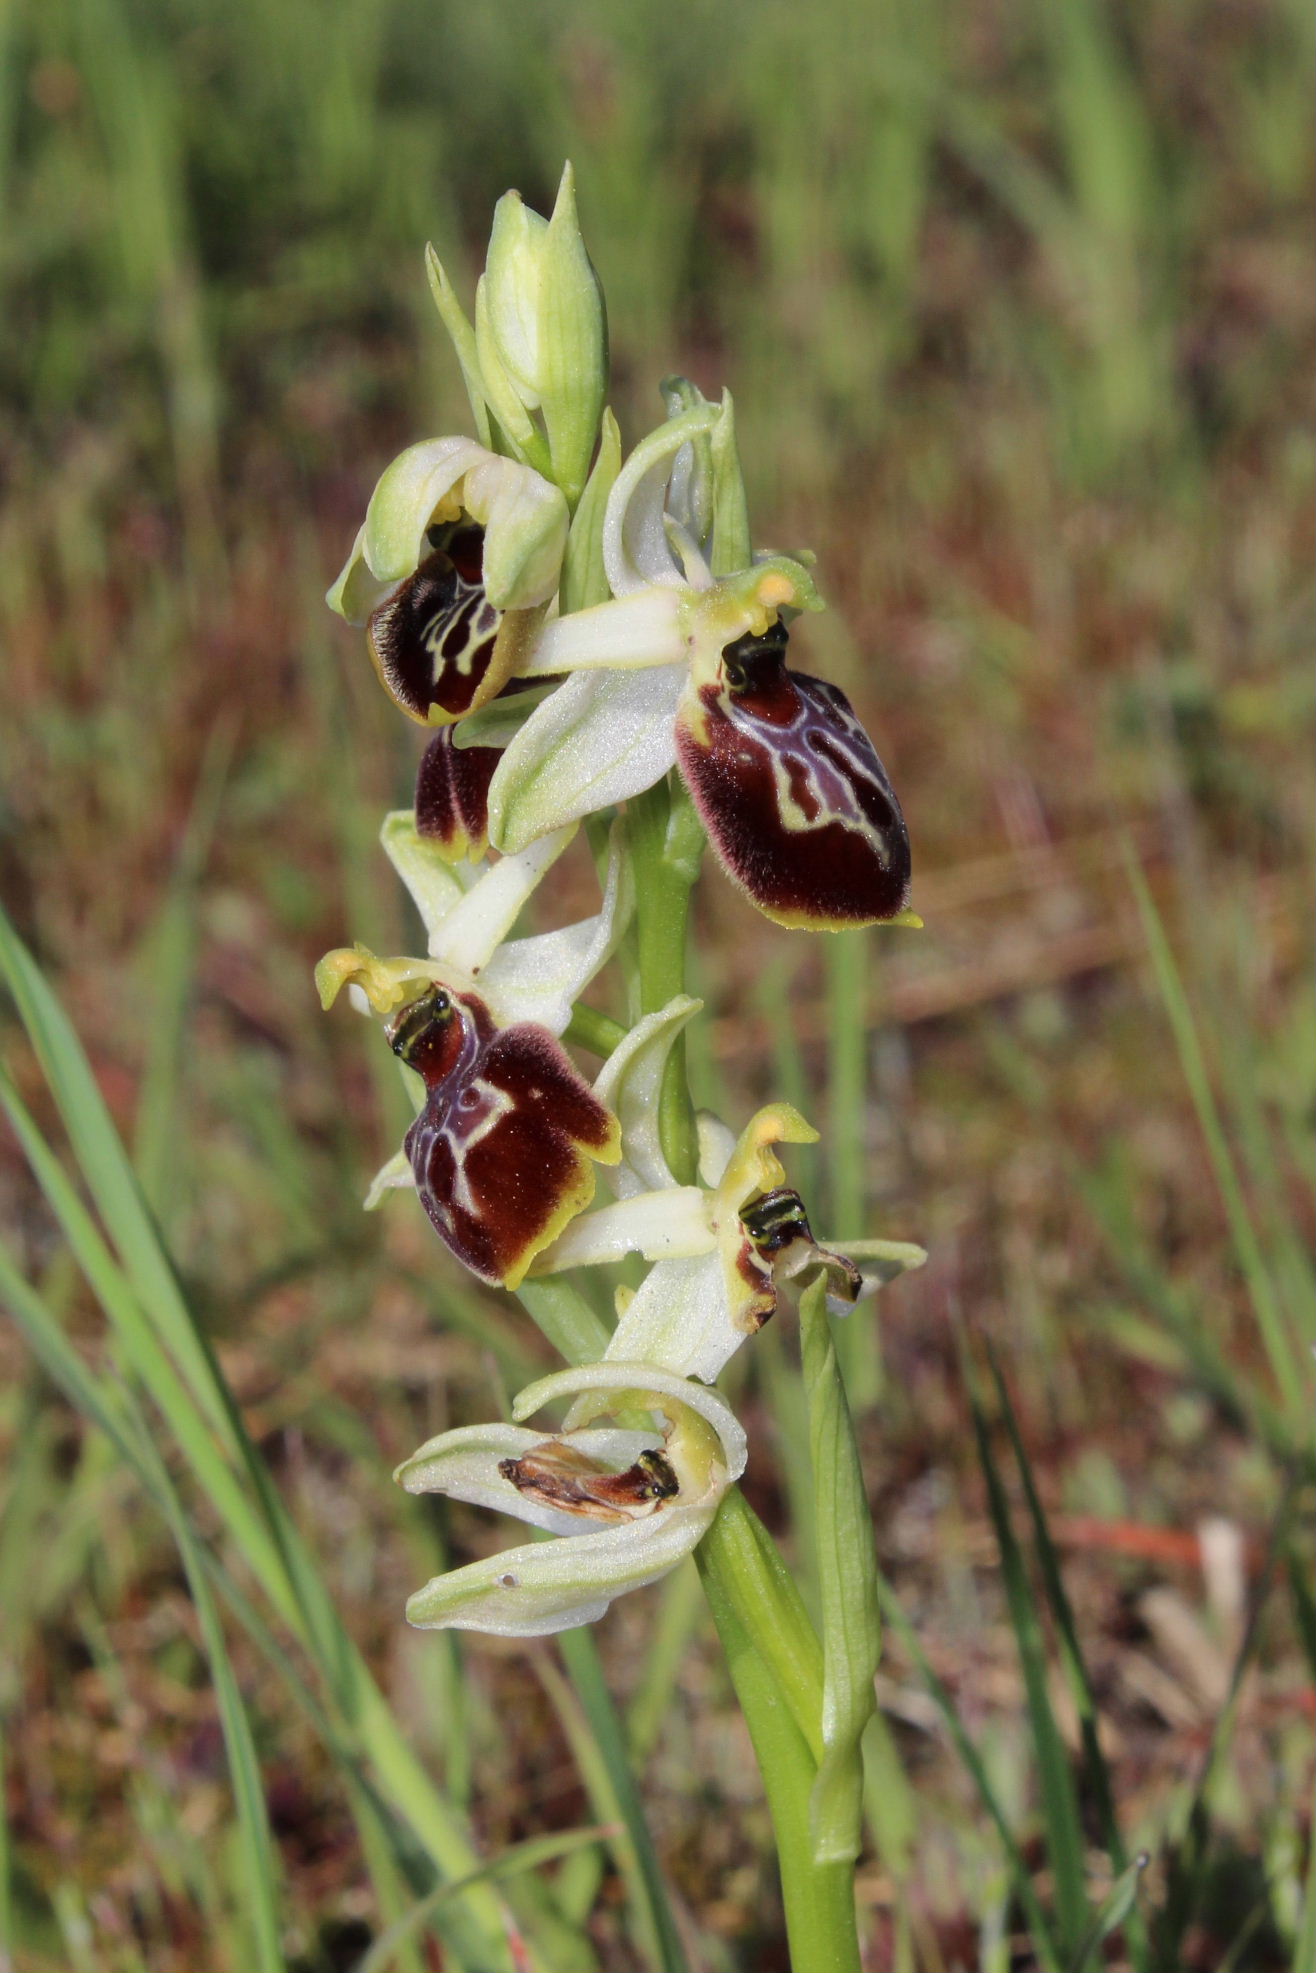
[968,1374,1089,1958]
[0,899,234,1446]
[356,1826,614,1973]
[553,1628,689,1973]
[1065,1853,1149,1973]
[874,1569,1063,1973]
[1127,859,1309,1422]
[983,1352,1130,1880]
[625,1558,704,1765]
[134,1423,286,1973]
[131,718,235,1222]
[0,963,524,1965]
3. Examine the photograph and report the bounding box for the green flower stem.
[564,1003,628,1057]
[627,778,704,1184]
[629,771,864,1973]
[697,1546,863,1973]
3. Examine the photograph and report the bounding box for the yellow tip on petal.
[890,909,924,929]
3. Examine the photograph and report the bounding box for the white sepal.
[600,1252,742,1386]
[479,821,633,1034]
[431,825,576,979]
[379,811,469,953]
[592,997,703,1197]
[487,664,683,855]
[364,1147,415,1210]
[603,403,720,596]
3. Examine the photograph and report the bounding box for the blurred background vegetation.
[0,0,1312,1967]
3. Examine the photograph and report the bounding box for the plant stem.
[698,1546,863,1973]
[629,772,863,1973]
[628,779,703,1184]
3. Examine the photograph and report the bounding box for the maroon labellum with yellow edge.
[673,619,912,930]
[414,728,500,863]
[368,522,503,724]
[388,982,621,1288]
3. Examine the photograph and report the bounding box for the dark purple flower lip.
[390,982,621,1288]
[367,522,506,724]
[414,728,500,863]
[673,620,913,930]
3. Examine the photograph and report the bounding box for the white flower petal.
[431,825,576,979]
[519,587,686,676]
[532,1186,712,1272]
[326,522,399,625]
[592,997,703,1197]
[600,1254,745,1386]
[487,665,682,856]
[479,821,633,1033]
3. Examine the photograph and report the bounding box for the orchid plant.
[322,163,925,1972]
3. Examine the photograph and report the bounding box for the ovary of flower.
[529,997,916,1384]
[395,1360,746,1637]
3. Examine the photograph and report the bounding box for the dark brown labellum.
[367,522,501,723]
[674,621,912,929]
[498,1442,679,1519]
[415,729,499,862]
[393,985,620,1286]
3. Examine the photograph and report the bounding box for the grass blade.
[968,1373,1090,1960]
[552,1627,689,1973]
[874,1568,1063,1973]
[1127,858,1309,1424]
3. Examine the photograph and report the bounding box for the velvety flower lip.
[531,998,927,1381]
[674,618,913,930]
[485,399,918,930]
[389,982,619,1288]
[395,1360,747,1637]
[316,811,631,1284]
[327,438,569,726]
